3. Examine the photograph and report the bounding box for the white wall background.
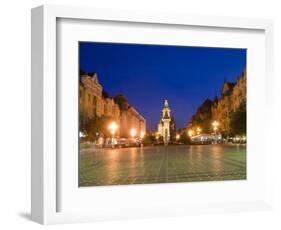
[0,0,280,229]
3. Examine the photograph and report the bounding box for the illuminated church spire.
[164,99,169,107]
[158,100,172,145]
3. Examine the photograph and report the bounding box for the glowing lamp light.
[212,121,219,127]
[130,128,137,138]
[212,121,219,132]
[140,131,145,139]
[108,121,118,135]
[79,132,86,138]
[188,130,193,137]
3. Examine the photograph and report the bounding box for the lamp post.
[212,121,219,134]
[212,121,219,144]
[196,127,202,135]
[108,121,118,148]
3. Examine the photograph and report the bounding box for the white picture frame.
[31,5,274,225]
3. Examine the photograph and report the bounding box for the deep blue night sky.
[79,42,246,130]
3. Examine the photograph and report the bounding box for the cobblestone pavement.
[79,144,246,186]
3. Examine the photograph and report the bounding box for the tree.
[102,90,109,98]
[230,101,246,136]
[79,69,87,75]
[79,114,116,141]
[157,136,164,144]
[179,132,191,144]
[83,116,100,141]
[98,115,115,138]
[169,116,177,141]
[189,99,214,133]
[142,134,156,145]
[114,95,129,110]
[79,110,87,133]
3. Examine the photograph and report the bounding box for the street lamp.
[140,131,145,139]
[212,121,220,144]
[188,129,193,137]
[130,128,137,139]
[196,127,202,135]
[108,121,118,135]
[108,121,118,147]
[212,121,219,133]
[176,134,180,140]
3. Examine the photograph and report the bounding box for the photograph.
[79,42,247,187]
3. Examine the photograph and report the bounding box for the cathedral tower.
[157,100,172,145]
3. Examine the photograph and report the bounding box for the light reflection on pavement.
[79,144,246,186]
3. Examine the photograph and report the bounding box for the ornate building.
[232,70,247,112]
[211,81,236,132]
[187,69,246,136]
[114,95,146,138]
[79,73,120,120]
[157,100,176,145]
[212,70,246,134]
[79,73,146,138]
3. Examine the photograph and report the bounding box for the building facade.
[119,107,146,138]
[232,70,247,112]
[211,82,235,132]
[187,69,246,136]
[79,73,120,120]
[211,70,246,134]
[79,73,146,138]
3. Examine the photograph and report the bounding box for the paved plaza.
[79,144,246,186]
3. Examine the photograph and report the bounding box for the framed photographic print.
[31,5,274,224]
[78,42,247,187]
